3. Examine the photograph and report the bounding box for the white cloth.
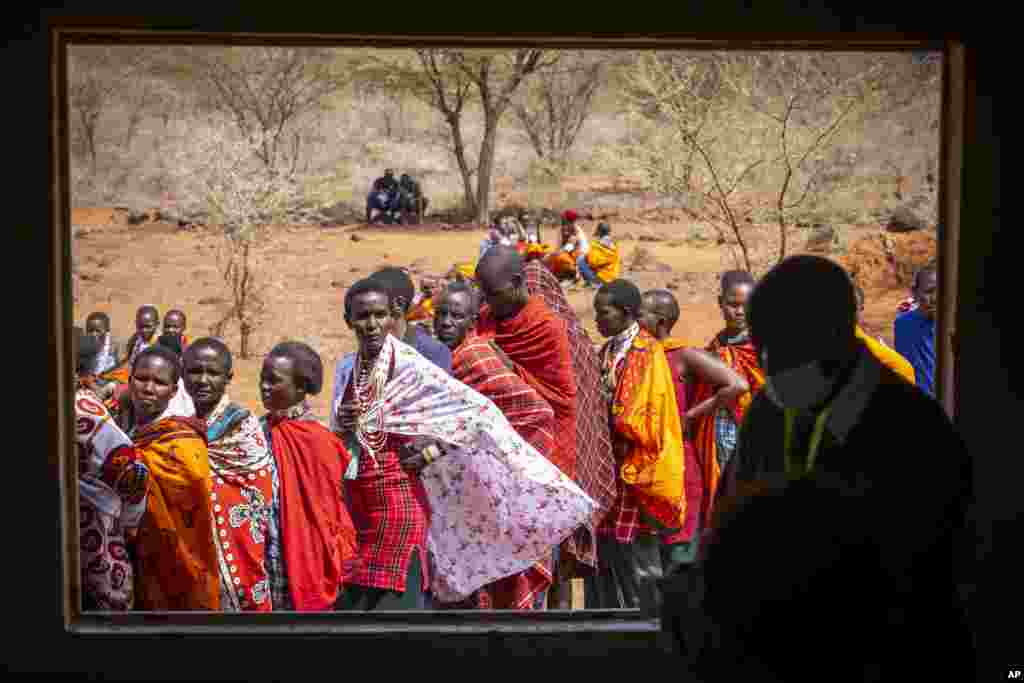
[169,378,196,418]
[76,389,146,528]
[93,333,118,375]
[330,335,597,602]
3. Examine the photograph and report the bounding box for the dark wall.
[24,4,1006,675]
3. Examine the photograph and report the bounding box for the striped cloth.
[523,259,617,569]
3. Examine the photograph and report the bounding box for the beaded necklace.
[352,344,390,464]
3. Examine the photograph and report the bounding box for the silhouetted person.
[663,255,974,681]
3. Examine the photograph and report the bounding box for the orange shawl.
[132,416,220,610]
[586,241,621,284]
[690,333,765,530]
[406,297,435,322]
[611,330,686,528]
[545,250,578,279]
[856,326,915,384]
[268,416,358,611]
[476,296,578,479]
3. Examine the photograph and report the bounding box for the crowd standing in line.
[73,209,970,673]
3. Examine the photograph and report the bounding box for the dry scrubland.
[72,208,936,419]
[70,48,942,418]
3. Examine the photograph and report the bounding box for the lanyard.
[783,404,834,480]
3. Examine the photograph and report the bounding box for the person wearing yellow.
[853,283,915,384]
[586,278,685,613]
[406,277,440,324]
[578,223,621,288]
[544,210,584,282]
[117,344,219,610]
[446,262,477,284]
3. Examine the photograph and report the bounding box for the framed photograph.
[32,10,996,672]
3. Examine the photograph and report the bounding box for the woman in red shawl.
[259,341,358,612]
[689,270,766,532]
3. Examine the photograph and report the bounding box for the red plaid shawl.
[446,333,556,608]
[522,260,617,569]
[340,378,431,594]
[452,333,556,460]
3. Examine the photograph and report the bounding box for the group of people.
[465,209,621,291]
[366,168,427,223]
[73,213,971,676]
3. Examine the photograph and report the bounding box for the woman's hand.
[399,437,443,474]
[335,403,360,433]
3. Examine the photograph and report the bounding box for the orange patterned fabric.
[406,297,434,322]
[131,416,220,610]
[524,243,552,262]
[585,241,621,283]
[611,331,686,528]
[690,333,766,529]
[545,250,578,279]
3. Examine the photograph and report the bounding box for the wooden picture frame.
[29,8,1001,671]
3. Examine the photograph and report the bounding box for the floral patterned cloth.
[205,395,275,611]
[332,335,597,603]
[76,387,148,610]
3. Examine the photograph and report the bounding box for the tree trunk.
[475,109,501,225]
[240,321,251,359]
[446,115,478,217]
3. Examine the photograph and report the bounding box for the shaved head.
[639,289,681,340]
[476,245,524,285]
[643,289,680,323]
[475,245,528,320]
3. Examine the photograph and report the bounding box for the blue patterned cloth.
[260,415,293,611]
[715,407,739,472]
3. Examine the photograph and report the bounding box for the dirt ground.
[72,209,934,423]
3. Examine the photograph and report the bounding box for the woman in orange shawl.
[689,270,766,531]
[118,345,220,610]
[543,211,585,282]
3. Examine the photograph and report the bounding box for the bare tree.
[512,51,604,173]
[377,49,560,223]
[184,47,365,174]
[68,46,151,172]
[167,119,319,358]
[623,51,885,274]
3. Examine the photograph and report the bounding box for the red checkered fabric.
[341,381,431,594]
[523,259,617,568]
[452,333,556,470]
[597,474,656,543]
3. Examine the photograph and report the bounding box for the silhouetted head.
[747,255,859,413]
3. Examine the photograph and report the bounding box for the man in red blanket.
[434,280,559,609]
[474,246,583,608]
[475,246,578,480]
